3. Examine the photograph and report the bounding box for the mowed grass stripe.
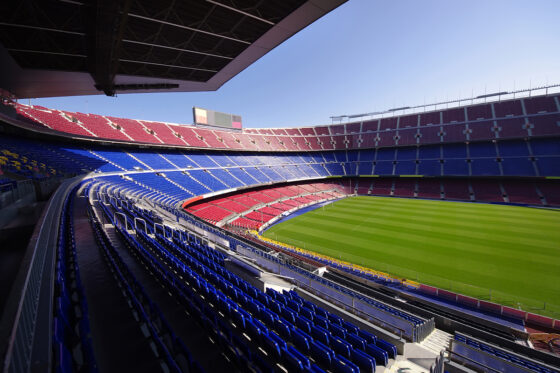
[291,215,559,269]
[331,199,560,229]
[340,196,559,222]
[263,196,560,317]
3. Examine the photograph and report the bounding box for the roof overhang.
[0,0,346,98]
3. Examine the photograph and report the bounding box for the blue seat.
[315,307,328,318]
[261,309,277,329]
[314,315,329,330]
[246,320,264,343]
[262,333,282,359]
[309,364,327,373]
[311,324,330,345]
[310,340,334,368]
[357,329,377,345]
[300,306,314,321]
[342,321,359,335]
[366,343,388,365]
[292,329,312,353]
[328,314,343,326]
[269,300,282,314]
[53,317,66,344]
[275,318,292,340]
[253,349,275,373]
[376,339,397,359]
[331,336,353,359]
[257,291,270,306]
[332,355,360,373]
[296,316,312,334]
[287,299,301,312]
[330,324,347,339]
[54,342,73,373]
[283,346,310,372]
[282,307,296,324]
[346,333,367,350]
[268,331,287,351]
[352,349,376,373]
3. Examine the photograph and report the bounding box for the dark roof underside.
[0,0,346,98]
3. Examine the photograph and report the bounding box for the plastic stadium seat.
[292,329,312,353]
[310,340,335,368]
[420,111,441,126]
[365,343,388,366]
[346,333,367,350]
[309,364,327,373]
[311,325,331,345]
[418,160,441,176]
[469,142,497,157]
[494,100,523,117]
[442,143,467,158]
[331,336,353,359]
[503,181,541,205]
[284,346,311,372]
[501,157,536,176]
[332,355,360,373]
[467,104,493,120]
[470,159,500,176]
[443,107,466,123]
[530,114,560,136]
[374,161,394,175]
[443,159,469,176]
[524,96,558,114]
[497,118,529,139]
[351,349,376,373]
[536,156,560,176]
[497,140,530,156]
[531,137,560,156]
[376,339,397,359]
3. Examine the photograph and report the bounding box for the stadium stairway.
[86,197,233,372]
[419,329,454,355]
[71,193,164,372]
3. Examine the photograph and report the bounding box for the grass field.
[263,196,560,318]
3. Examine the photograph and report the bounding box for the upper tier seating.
[7,93,559,150]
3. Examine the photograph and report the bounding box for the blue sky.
[30,0,560,128]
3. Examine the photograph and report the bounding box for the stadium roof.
[0,0,346,98]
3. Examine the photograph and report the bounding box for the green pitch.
[263,196,560,318]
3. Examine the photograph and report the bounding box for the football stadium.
[0,1,559,373]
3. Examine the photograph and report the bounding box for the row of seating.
[90,203,203,373]
[452,333,557,373]
[54,139,560,180]
[53,189,97,373]
[101,199,295,371]
[1,135,559,203]
[353,177,559,205]
[187,182,345,227]
[235,238,427,342]
[12,95,559,150]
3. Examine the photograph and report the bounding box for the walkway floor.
[73,194,164,373]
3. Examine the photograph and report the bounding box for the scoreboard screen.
[193,107,242,129]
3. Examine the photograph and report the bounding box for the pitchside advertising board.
[193,107,242,129]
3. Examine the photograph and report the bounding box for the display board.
[193,107,242,129]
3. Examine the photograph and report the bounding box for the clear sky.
[29,0,560,128]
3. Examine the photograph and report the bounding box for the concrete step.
[419,328,453,355]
